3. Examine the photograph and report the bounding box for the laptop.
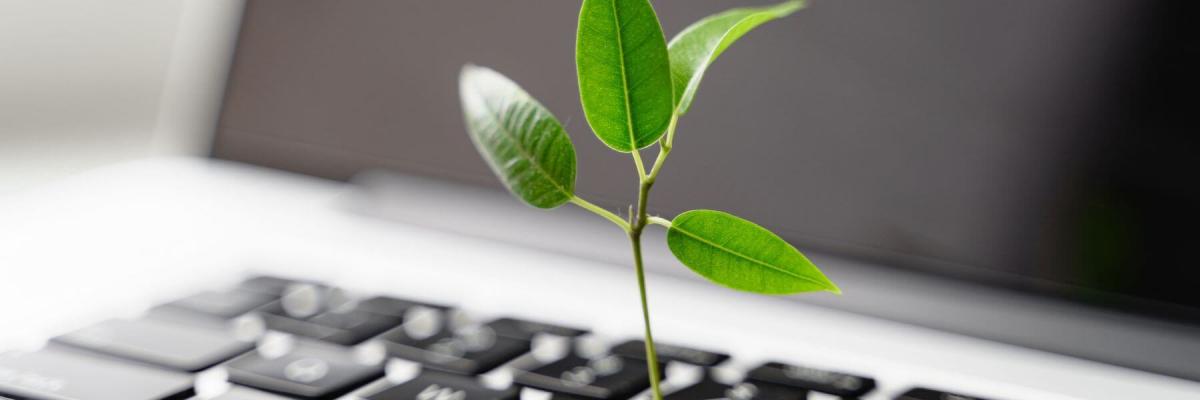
[1,1,1197,399]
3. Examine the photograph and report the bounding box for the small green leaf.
[668,0,805,114]
[666,209,839,294]
[459,65,577,209]
[577,0,675,152]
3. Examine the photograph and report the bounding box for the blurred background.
[0,0,240,192]
[1,0,1198,386]
[4,0,1199,318]
[212,0,1200,320]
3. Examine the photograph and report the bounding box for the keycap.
[239,276,316,295]
[895,387,992,400]
[514,354,660,399]
[0,346,193,400]
[748,362,875,398]
[379,320,531,375]
[356,296,452,319]
[663,379,807,400]
[151,290,277,319]
[242,277,343,319]
[225,339,383,398]
[261,308,403,346]
[610,340,729,367]
[489,317,588,340]
[53,317,253,371]
[211,386,295,400]
[365,370,519,399]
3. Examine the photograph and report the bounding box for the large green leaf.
[459,65,576,209]
[668,0,804,114]
[666,209,839,294]
[576,0,675,152]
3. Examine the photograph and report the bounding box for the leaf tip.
[779,0,807,14]
[461,63,494,81]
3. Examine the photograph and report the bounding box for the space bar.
[0,346,193,400]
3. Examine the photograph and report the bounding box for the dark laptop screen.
[213,1,1199,321]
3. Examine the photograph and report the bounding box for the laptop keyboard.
[0,276,996,400]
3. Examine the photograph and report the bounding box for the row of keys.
[0,276,997,400]
[0,343,990,400]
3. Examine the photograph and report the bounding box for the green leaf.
[668,0,805,114]
[666,209,839,294]
[576,0,675,152]
[459,65,577,209]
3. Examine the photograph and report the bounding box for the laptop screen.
[213,1,1199,322]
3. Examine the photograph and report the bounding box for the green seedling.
[458,1,836,398]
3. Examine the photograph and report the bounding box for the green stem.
[631,146,647,179]
[570,196,631,232]
[647,115,678,179]
[647,216,672,228]
[629,173,664,398]
[628,229,662,399]
[627,114,684,400]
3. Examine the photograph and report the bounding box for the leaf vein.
[475,94,571,199]
[670,223,824,286]
[609,0,639,149]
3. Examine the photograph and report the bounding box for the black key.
[515,354,660,399]
[262,309,402,346]
[895,387,992,400]
[664,379,807,400]
[379,321,531,375]
[226,339,383,399]
[356,296,451,319]
[151,290,277,319]
[242,278,341,319]
[748,362,875,398]
[211,386,295,400]
[489,317,588,340]
[239,276,315,295]
[365,370,519,399]
[542,394,589,400]
[312,309,405,343]
[0,346,193,400]
[53,317,252,371]
[611,340,729,367]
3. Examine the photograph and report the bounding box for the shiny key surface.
[895,387,992,400]
[515,354,658,399]
[488,317,588,340]
[151,289,277,320]
[210,385,296,400]
[239,276,320,296]
[0,346,193,400]
[53,316,252,371]
[364,370,519,399]
[610,340,729,367]
[356,296,451,319]
[256,294,440,346]
[663,379,807,400]
[261,308,402,346]
[748,361,875,398]
[225,339,383,399]
[379,319,532,375]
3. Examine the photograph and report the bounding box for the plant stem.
[631,146,647,179]
[630,169,664,398]
[647,116,678,179]
[628,229,663,399]
[570,196,631,232]
[628,113,681,400]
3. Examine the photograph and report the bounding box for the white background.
[0,0,242,193]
